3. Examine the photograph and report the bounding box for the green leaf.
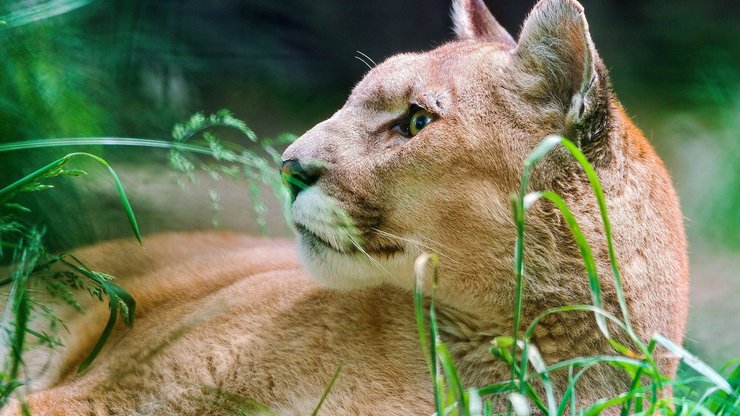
[0,152,142,244]
[21,183,54,192]
[437,342,467,415]
[0,156,69,203]
[62,169,87,177]
[478,382,516,396]
[2,203,31,213]
[58,257,136,373]
[0,230,44,406]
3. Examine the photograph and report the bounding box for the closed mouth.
[295,223,348,254]
[295,223,404,258]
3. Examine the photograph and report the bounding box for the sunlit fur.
[2,1,687,415]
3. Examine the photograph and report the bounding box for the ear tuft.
[516,0,612,149]
[451,0,515,46]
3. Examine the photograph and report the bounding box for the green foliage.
[168,109,294,233]
[413,136,739,415]
[0,110,294,411]
[52,254,136,374]
[0,230,41,404]
[0,153,140,406]
[0,152,141,244]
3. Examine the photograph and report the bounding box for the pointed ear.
[516,0,611,148]
[451,0,515,46]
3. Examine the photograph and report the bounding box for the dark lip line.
[294,223,404,257]
[294,223,347,254]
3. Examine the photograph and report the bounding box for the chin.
[296,232,417,290]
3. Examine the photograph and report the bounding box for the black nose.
[280,159,321,200]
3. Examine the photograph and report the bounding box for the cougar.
[2,0,688,414]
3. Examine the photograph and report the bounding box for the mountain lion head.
[281,0,687,373]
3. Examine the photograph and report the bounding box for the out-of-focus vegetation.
[0,0,736,380]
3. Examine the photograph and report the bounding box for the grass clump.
[0,152,140,407]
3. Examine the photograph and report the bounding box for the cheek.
[386,172,514,235]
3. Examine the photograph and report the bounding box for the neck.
[431,301,510,386]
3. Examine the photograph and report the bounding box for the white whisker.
[348,235,389,274]
[356,50,377,67]
[372,229,457,261]
[354,55,373,70]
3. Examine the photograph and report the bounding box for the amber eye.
[395,105,435,138]
[409,108,434,136]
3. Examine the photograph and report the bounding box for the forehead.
[346,41,511,111]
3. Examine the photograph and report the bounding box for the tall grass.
[0,152,139,407]
[413,136,739,415]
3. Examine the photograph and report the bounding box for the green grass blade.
[537,191,608,337]
[67,152,141,244]
[691,387,722,416]
[524,343,556,415]
[4,265,31,389]
[310,366,341,416]
[478,382,517,396]
[0,151,142,244]
[519,136,635,338]
[416,252,445,415]
[621,365,645,416]
[102,161,141,245]
[583,391,647,416]
[76,287,118,373]
[720,358,740,376]
[512,135,592,391]
[653,334,733,394]
[59,256,136,373]
[511,189,526,389]
[429,303,445,416]
[569,366,577,416]
[543,355,647,375]
[672,399,719,416]
[558,139,632,333]
[511,137,562,387]
[557,365,584,416]
[0,230,44,406]
[437,342,467,415]
[413,252,446,415]
[0,156,69,203]
[0,138,265,168]
[413,253,434,376]
[483,400,492,416]
[525,135,564,166]
[103,280,137,326]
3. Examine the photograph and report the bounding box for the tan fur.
[2,0,688,414]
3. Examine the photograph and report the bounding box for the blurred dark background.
[0,0,737,367]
